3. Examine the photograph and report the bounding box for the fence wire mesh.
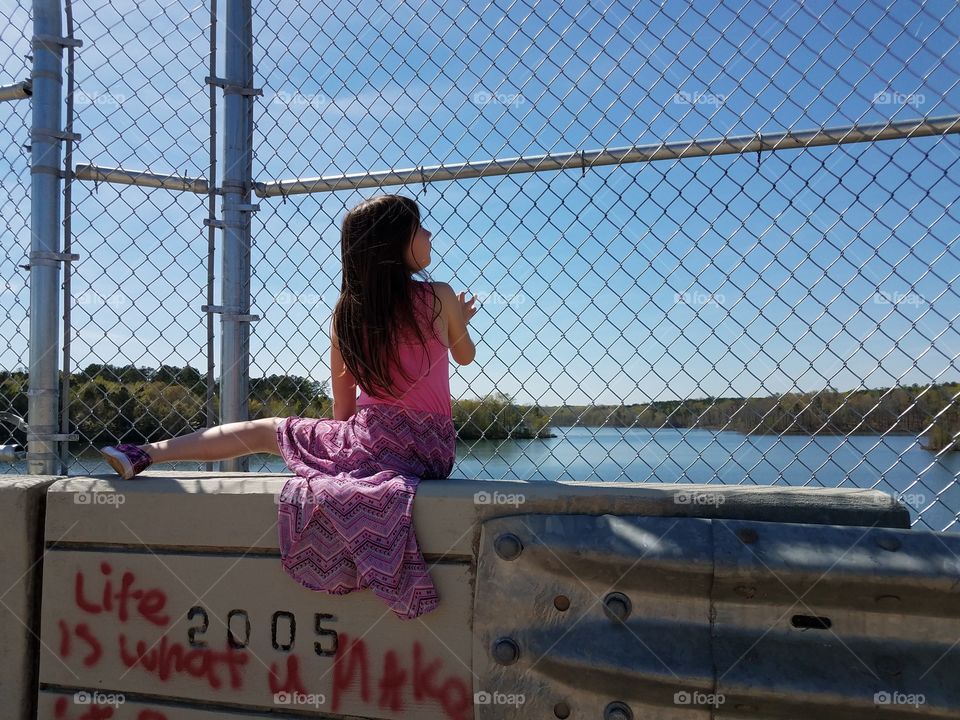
[0,1,33,454]
[61,0,216,470]
[2,0,959,533]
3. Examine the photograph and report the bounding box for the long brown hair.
[332,194,441,399]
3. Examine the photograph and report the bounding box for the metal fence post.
[219,0,257,472]
[27,0,68,475]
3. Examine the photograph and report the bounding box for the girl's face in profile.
[405,221,432,272]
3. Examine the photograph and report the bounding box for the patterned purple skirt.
[275,403,456,620]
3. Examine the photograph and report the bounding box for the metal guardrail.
[475,512,960,718]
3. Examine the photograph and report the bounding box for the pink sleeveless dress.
[356,281,452,417]
[275,282,455,620]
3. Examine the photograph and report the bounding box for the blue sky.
[1,0,959,407]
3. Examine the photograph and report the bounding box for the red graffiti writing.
[268,654,307,695]
[333,634,369,708]
[75,563,170,626]
[332,633,471,720]
[118,633,248,690]
[58,621,103,667]
[53,696,168,719]
[378,649,407,711]
[59,619,70,656]
[53,697,111,720]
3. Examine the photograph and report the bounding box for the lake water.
[5,426,958,532]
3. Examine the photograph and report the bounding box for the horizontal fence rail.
[70,115,960,197]
[0,80,31,102]
[256,114,960,196]
[73,164,210,193]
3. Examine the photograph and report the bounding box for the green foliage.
[3,363,548,443]
[542,383,960,452]
[15,364,333,445]
[925,401,960,452]
[453,391,554,440]
[2,363,955,451]
[250,374,330,419]
[0,370,28,418]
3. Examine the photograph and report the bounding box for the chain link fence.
[0,1,33,455]
[65,0,216,470]
[2,0,959,532]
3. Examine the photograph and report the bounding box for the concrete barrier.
[26,472,914,718]
[0,476,62,720]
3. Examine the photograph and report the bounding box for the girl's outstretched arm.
[330,325,357,421]
[435,281,477,365]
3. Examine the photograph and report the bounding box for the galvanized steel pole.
[28,0,65,475]
[219,0,256,471]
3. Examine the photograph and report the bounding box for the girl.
[100,194,478,619]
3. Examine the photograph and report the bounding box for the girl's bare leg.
[138,417,284,463]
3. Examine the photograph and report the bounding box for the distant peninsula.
[540,382,959,452]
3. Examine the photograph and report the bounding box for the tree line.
[0,366,955,450]
[544,382,959,451]
[0,364,551,444]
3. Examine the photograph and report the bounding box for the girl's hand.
[458,291,478,324]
